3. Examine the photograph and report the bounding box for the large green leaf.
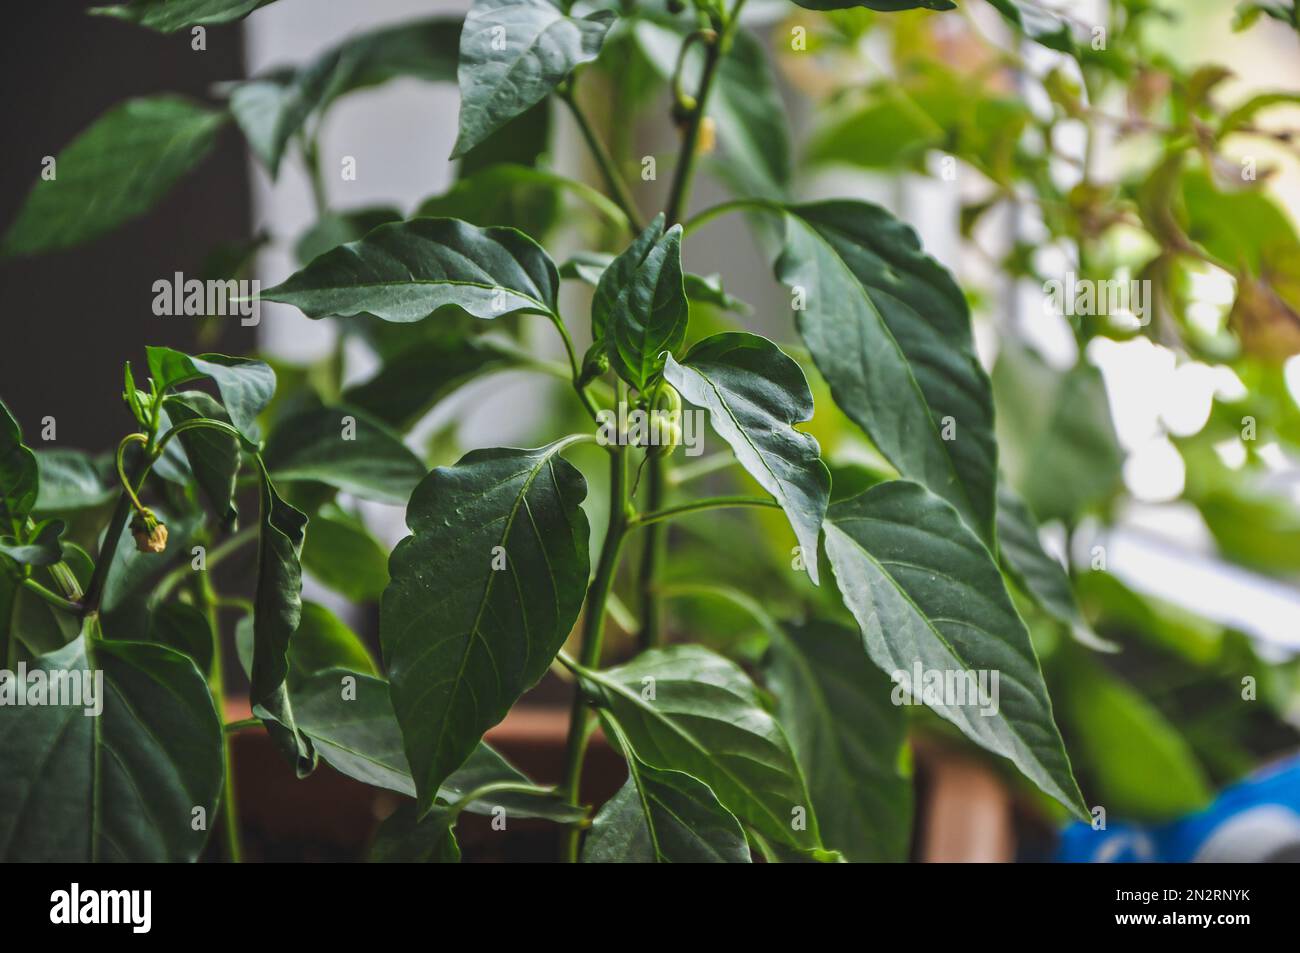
[164,392,241,530]
[563,252,750,314]
[0,519,66,568]
[146,347,276,442]
[250,463,314,776]
[2,97,226,257]
[987,0,1077,55]
[583,719,750,863]
[1,400,38,524]
[300,504,389,602]
[993,342,1122,523]
[263,404,425,506]
[777,201,997,543]
[0,628,222,861]
[996,482,1114,651]
[823,480,1087,817]
[766,620,912,862]
[91,0,276,32]
[262,218,560,323]
[451,0,615,159]
[342,332,523,431]
[663,333,829,584]
[382,439,590,813]
[594,215,688,391]
[230,18,460,176]
[576,645,821,850]
[34,449,115,512]
[149,601,214,677]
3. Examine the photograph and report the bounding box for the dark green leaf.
[263,404,424,506]
[451,0,615,158]
[250,463,315,776]
[0,520,66,568]
[997,482,1115,651]
[288,602,378,684]
[34,450,114,512]
[0,628,222,861]
[91,0,275,32]
[262,218,560,323]
[993,342,1122,523]
[823,480,1087,817]
[778,201,997,543]
[663,333,830,583]
[766,620,912,861]
[149,601,214,676]
[300,503,389,602]
[369,802,461,862]
[342,331,523,431]
[382,439,590,813]
[295,207,402,266]
[1,400,38,524]
[576,645,821,851]
[987,0,1077,55]
[146,346,276,441]
[583,725,751,863]
[562,252,750,314]
[2,97,226,257]
[595,215,688,391]
[164,392,241,530]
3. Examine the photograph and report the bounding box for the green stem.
[195,572,242,862]
[636,456,665,650]
[548,314,602,422]
[560,437,629,861]
[20,578,82,613]
[224,717,261,734]
[560,86,645,234]
[630,495,779,528]
[681,196,782,236]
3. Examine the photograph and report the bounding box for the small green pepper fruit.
[578,340,610,387]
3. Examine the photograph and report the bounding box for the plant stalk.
[560,87,645,234]
[194,570,243,863]
[560,441,628,861]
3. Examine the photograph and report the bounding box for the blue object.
[1056,755,1300,862]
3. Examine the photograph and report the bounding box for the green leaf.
[576,645,821,850]
[262,218,560,323]
[229,19,459,176]
[149,601,214,677]
[91,0,276,32]
[993,342,1122,523]
[382,439,590,813]
[250,463,315,776]
[294,668,581,823]
[295,207,402,266]
[788,0,953,9]
[663,333,830,584]
[0,519,66,568]
[369,803,461,862]
[583,721,751,863]
[823,480,1087,818]
[595,215,688,391]
[996,482,1116,652]
[1056,652,1213,821]
[986,0,1076,54]
[0,628,222,861]
[1,400,38,524]
[262,404,425,506]
[777,201,997,543]
[164,392,241,530]
[451,0,615,159]
[2,97,226,257]
[34,450,114,511]
[417,164,626,235]
[300,504,389,602]
[289,603,378,684]
[766,620,912,862]
[342,331,524,431]
[562,252,750,314]
[146,346,276,441]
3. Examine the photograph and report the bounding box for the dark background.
[0,1,255,450]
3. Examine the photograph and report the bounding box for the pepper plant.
[3,0,1297,863]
